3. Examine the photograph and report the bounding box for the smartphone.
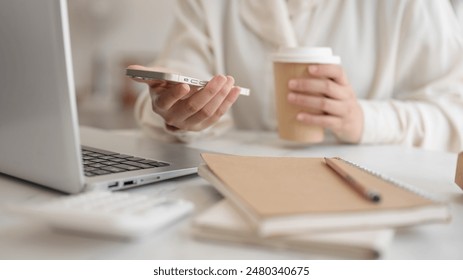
[126,68,250,96]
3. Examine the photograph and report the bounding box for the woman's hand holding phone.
[128,65,241,132]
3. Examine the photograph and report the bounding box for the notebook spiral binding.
[335,157,442,202]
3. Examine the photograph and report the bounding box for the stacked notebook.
[192,199,395,259]
[193,153,451,259]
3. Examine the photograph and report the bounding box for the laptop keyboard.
[81,146,170,177]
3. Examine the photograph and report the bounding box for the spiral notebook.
[198,153,451,237]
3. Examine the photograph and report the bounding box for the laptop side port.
[123,180,136,186]
[108,182,119,189]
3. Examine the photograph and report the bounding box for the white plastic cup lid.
[272,47,341,64]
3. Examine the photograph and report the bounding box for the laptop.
[0,0,202,194]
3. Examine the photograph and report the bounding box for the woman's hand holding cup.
[287,63,364,143]
[273,47,363,144]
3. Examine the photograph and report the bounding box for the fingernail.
[296,113,304,121]
[309,65,318,73]
[288,80,296,88]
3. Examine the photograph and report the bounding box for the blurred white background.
[68,0,175,129]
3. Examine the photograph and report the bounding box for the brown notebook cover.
[199,153,450,236]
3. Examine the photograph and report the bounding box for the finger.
[296,112,342,131]
[153,83,191,112]
[307,64,348,85]
[193,86,241,130]
[288,93,347,116]
[288,78,345,100]
[183,76,235,126]
[168,75,228,123]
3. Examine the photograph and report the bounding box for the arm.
[360,1,463,151]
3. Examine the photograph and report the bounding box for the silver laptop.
[0,0,201,194]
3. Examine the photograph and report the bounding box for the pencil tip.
[370,193,381,203]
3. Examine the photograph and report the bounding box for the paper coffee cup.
[273,47,341,143]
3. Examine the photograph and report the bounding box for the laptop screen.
[0,0,84,193]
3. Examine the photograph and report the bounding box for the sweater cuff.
[162,116,234,143]
[163,125,212,143]
[358,100,401,145]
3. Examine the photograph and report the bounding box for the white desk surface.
[0,127,462,260]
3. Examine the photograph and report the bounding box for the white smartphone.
[126,68,250,96]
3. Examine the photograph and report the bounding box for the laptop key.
[82,146,118,156]
[128,157,145,162]
[87,153,104,157]
[113,154,134,159]
[122,161,153,169]
[137,159,170,167]
[101,166,127,173]
[151,161,170,167]
[109,158,126,163]
[89,159,106,163]
[100,156,116,160]
[138,159,159,165]
[84,167,98,172]
[100,161,118,166]
[114,164,141,171]
[91,169,111,175]
[89,163,107,168]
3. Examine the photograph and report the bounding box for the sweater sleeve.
[359,0,463,152]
